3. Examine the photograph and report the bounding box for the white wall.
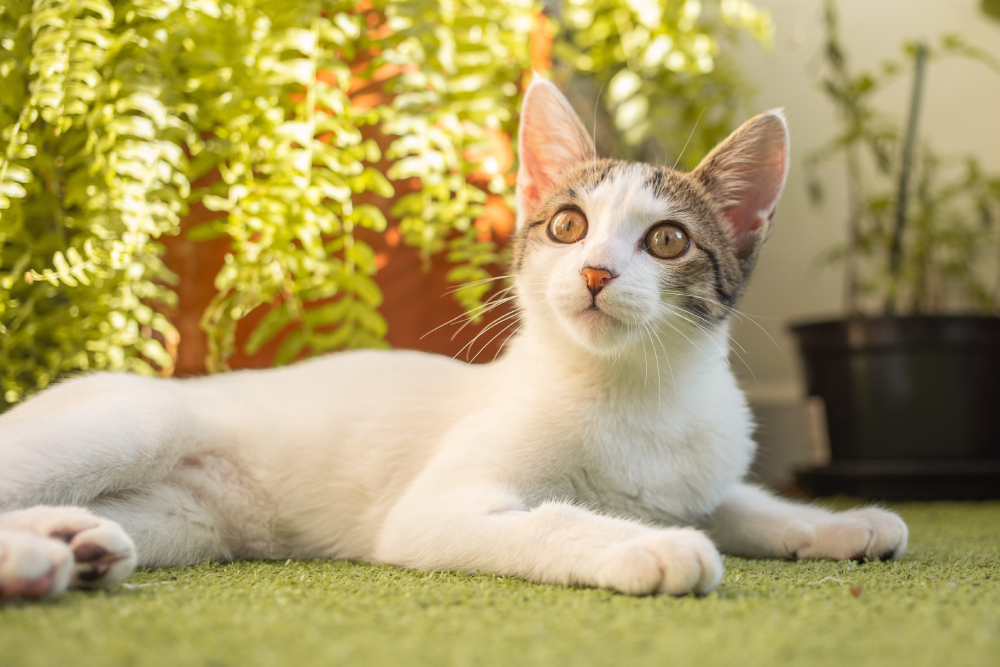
[728,0,1000,482]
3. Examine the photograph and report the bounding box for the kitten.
[0,78,907,601]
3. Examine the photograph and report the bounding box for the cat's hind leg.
[702,483,908,561]
[0,372,197,511]
[0,373,249,586]
[88,482,234,567]
[0,529,73,601]
[1,480,254,601]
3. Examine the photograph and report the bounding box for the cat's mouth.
[577,304,620,326]
[563,304,634,352]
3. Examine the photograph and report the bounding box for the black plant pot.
[790,316,1000,500]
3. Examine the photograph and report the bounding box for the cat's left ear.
[691,110,789,258]
[516,76,596,227]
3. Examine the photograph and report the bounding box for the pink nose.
[581,267,614,297]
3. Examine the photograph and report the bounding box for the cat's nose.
[581,267,615,297]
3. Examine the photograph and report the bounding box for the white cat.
[0,78,907,601]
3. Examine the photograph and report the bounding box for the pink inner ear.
[519,115,560,202]
[692,110,789,255]
[516,79,594,225]
[723,146,788,246]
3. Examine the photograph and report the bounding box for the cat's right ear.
[516,76,595,228]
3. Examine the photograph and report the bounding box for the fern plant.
[1,0,771,408]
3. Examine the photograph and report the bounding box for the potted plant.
[792,1,1000,499]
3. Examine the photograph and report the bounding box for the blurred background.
[726,0,1000,488]
[2,0,998,490]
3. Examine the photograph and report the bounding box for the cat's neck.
[497,322,731,401]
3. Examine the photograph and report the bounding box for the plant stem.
[886,40,929,314]
[844,144,864,316]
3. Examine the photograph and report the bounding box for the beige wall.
[726,0,1000,483]
[730,0,1000,398]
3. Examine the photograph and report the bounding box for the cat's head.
[511,77,788,357]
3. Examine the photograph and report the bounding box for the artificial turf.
[1,501,998,667]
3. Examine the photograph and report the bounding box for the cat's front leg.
[374,480,723,596]
[702,483,908,561]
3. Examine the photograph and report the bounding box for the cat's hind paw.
[595,528,724,597]
[0,506,137,590]
[0,530,74,601]
[783,507,908,561]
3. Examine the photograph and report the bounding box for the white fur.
[0,79,907,601]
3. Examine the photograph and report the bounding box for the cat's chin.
[562,307,631,353]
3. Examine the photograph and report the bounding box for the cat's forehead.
[581,163,688,234]
[540,159,713,235]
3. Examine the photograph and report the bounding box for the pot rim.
[790,314,1000,329]
[789,314,1000,350]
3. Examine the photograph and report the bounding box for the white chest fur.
[479,331,757,527]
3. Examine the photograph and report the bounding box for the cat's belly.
[182,349,487,559]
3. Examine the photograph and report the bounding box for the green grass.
[1,501,998,667]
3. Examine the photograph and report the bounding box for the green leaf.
[347,274,382,309]
[302,299,351,328]
[186,222,224,241]
[353,304,388,338]
[308,323,352,353]
[274,327,309,366]
[245,304,293,355]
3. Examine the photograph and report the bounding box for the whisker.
[658,315,711,363]
[450,297,520,341]
[657,302,747,358]
[455,309,524,360]
[633,314,649,389]
[657,303,759,387]
[646,320,678,400]
[493,323,524,362]
[658,289,786,355]
[679,305,750,357]
[657,303,731,363]
[420,293,518,340]
[470,316,523,363]
[442,274,515,296]
[666,106,706,185]
[614,328,627,382]
[641,321,661,407]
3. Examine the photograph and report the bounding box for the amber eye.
[548,209,588,244]
[644,223,689,259]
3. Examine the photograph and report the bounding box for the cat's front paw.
[782,507,908,561]
[0,506,137,589]
[595,528,724,597]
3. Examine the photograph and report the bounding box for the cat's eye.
[644,223,689,259]
[548,209,588,244]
